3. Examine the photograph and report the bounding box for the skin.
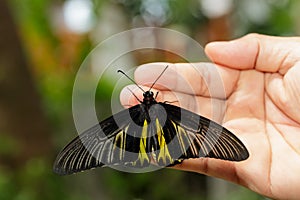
[120,34,300,199]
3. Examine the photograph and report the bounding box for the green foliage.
[0,170,15,200]
[0,134,20,157]
[234,0,296,36]
[102,169,203,200]
[228,187,267,200]
[168,0,206,27]
[39,71,75,132]
[10,0,57,43]
[0,159,68,200]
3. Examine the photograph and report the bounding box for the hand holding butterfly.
[120,33,300,200]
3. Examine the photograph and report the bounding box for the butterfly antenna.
[117,70,145,93]
[127,87,142,103]
[149,65,169,90]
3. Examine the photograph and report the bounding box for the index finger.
[134,62,240,99]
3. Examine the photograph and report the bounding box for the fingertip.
[119,86,130,107]
[119,85,142,108]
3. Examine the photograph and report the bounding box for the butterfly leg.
[127,87,142,103]
[154,91,159,99]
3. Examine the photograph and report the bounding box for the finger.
[172,158,248,187]
[134,62,240,99]
[205,33,300,74]
[120,85,226,123]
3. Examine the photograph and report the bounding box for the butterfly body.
[54,67,249,175]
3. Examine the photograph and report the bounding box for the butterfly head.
[143,91,154,98]
[143,91,156,105]
[118,66,168,105]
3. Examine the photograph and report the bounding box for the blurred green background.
[1,0,299,199]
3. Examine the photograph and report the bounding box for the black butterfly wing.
[157,103,249,163]
[53,124,105,175]
[54,102,249,175]
[53,105,151,175]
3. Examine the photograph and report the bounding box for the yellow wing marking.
[156,118,172,165]
[171,121,187,156]
[136,120,149,166]
[112,126,128,161]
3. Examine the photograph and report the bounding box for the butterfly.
[53,66,249,175]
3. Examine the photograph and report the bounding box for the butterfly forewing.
[54,106,139,175]
[53,124,104,175]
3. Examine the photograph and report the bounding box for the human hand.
[120,34,300,199]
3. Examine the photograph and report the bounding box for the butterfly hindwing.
[160,103,249,161]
